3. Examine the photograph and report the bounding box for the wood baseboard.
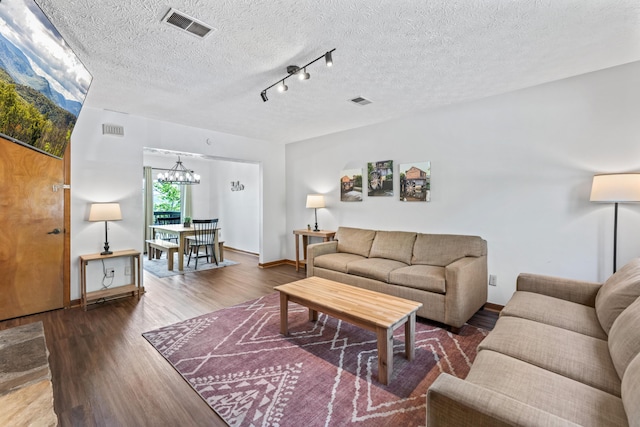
[484,302,503,312]
[258,259,295,269]
[224,246,258,257]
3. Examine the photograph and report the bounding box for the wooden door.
[0,136,64,320]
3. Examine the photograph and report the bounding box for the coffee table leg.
[376,327,393,385]
[279,292,289,336]
[309,308,318,322]
[405,312,416,360]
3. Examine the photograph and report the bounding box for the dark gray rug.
[143,252,237,278]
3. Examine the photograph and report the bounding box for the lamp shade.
[590,174,640,203]
[306,194,325,209]
[88,203,122,222]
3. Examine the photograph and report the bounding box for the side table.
[293,229,336,271]
[80,249,142,310]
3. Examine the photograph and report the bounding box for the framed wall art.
[340,168,362,201]
[367,160,393,197]
[400,161,431,202]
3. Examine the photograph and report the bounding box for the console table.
[293,229,336,271]
[79,249,142,310]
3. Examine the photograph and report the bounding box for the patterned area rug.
[143,293,488,426]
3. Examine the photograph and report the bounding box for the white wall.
[285,61,640,305]
[71,109,285,299]
[210,160,260,254]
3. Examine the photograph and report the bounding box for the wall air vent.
[349,96,372,106]
[102,124,124,136]
[162,8,214,39]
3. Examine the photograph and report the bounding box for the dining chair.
[187,219,219,269]
[156,216,180,243]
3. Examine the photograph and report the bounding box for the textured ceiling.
[36,0,640,144]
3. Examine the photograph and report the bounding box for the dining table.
[149,223,220,271]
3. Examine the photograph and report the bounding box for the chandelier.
[157,157,200,185]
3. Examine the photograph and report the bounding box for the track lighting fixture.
[325,51,333,67]
[298,68,310,80]
[260,48,335,102]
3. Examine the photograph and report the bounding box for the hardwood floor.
[0,251,498,426]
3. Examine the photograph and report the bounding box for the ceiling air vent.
[162,8,214,39]
[349,96,372,106]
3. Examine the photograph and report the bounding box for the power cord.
[101,259,114,290]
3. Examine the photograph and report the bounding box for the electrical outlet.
[106,267,115,278]
[125,266,131,276]
[489,274,497,286]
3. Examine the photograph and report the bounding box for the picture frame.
[400,161,431,202]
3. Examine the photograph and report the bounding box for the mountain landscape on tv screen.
[0,33,82,116]
[0,0,91,158]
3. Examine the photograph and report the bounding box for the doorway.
[143,148,260,255]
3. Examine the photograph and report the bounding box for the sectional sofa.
[427,258,640,426]
[306,226,488,331]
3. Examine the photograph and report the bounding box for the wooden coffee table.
[274,277,423,385]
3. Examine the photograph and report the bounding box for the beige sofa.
[306,226,488,331]
[427,258,640,427]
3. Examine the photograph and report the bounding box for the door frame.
[63,142,71,307]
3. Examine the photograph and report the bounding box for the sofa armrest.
[516,273,602,307]
[444,256,488,328]
[427,374,580,427]
[306,241,338,277]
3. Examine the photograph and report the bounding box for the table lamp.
[590,173,640,273]
[89,203,122,255]
[306,194,325,232]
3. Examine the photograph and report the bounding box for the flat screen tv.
[0,0,92,158]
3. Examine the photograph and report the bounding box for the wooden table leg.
[81,260,87,311]
[214,229,220,264]
[302,235,309,261]
[295,234,300,272]
[405,313,416,360]
[279,292,289,336]
[309,308,318,322]
[376,327,394,385]
[178,233,185,271]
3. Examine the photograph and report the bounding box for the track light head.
[298,68,310,80]
[260,91,268,102]
[277,81,288,92]
[325,51,333,67]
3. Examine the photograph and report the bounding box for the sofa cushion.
[313,253,366,274]
[368,231,416,264]
[478,316,620,396]
[388,265,446,293]
[595,257,640,335]
[411,234,486,266]
[335,227,376,257]
[608,295,640,379]
[500,291,607,339]
[466,350,628,427]
[346,258,408,283]
[621,353,640,424]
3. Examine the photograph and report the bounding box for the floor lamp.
[89,203,123,255]
[306,194,325,232]
[590,173,640,274]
